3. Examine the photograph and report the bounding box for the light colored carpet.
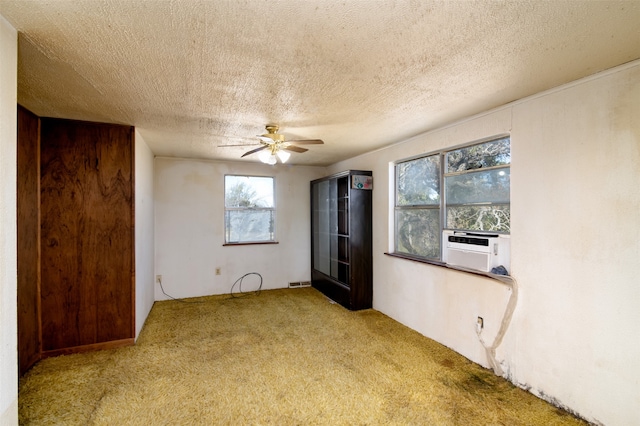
[19,287,586,425]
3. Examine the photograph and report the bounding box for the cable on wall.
[229,272,263,298]
[158,276,205,304]
[157,272,263,302]
[475,274,519,377]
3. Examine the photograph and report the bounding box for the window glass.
[396,156,440,206]
[395,209,441,258]
[224,175,275,243]
[445,168,510,205]
[446,137,511,173]
[446,205,510,233]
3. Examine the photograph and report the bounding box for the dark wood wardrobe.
[17,107,135,374]
[310,170,372,310]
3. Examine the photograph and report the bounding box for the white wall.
[0,14,18,426]
[135,130,155,339]
[509,63,640,426]
[154,158,326,299]
[328,62,640,426]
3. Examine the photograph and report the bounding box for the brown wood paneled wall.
[39,118,135,356]
[17,106,42,375]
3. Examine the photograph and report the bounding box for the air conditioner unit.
[442,230,510,273]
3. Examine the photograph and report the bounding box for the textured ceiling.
[1,0,639,166]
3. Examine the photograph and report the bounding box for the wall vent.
[289,281,311,288]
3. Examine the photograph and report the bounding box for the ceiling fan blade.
[287,139,324,145]
[241,145,269,158]
[283,145,308,153]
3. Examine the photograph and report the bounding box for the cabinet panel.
[84,125,134,343]
[312,180,331,276]
[40,119,134,352]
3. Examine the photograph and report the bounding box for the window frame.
[393,135,510,261]
[223,174,277,245]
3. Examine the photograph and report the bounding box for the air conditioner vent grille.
[448,235,489,246]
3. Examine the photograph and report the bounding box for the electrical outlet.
[156,275,162,284]
[215,267,221,276]
[476,316,484,333]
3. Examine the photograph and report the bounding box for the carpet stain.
[439,358,455,368]
[459,371,496,392]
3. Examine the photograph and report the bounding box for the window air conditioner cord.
[476,274,519,377]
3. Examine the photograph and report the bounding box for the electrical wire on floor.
[229,272,263,298]
[157,273,263,303]
[158,276,205,304]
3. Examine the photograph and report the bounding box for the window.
[395,154,441,259]
[224,175,275,244]
[394,136,510,261]
[445,136,511,233]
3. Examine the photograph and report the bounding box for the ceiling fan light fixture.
[258,150,274,164]
[277,150,290,163]
[242,124,324,163]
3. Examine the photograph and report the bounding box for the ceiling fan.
[241,125,324,164]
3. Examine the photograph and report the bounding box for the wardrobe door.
[40,118,134,353]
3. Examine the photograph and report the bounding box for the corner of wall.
[134,130,155,339]
[0,12,18,426]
